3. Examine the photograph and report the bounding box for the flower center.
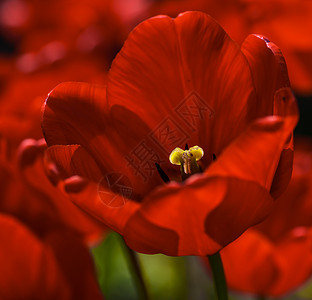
[169,145,204,180]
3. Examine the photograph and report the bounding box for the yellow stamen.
[169,145,204,176]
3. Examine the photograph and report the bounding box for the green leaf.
[92,231,188,300]
[92,232,137,300]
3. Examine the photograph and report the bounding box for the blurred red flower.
[0,45,108,246]
[0,136,104,299]
[150,0,312,95]
[215,137,312,296]
[0,40,108,295]
[0,0,127,62]
[0,214,103,300]
[42,12,298,256]
[0,37,109,149]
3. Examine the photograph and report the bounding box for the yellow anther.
[169,147,184,165]
[188,146,204,161]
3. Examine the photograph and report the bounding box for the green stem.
[208,252,229,300]
[123,242,150,300]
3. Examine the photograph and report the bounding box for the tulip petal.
[60,176,140,235]
[218,138,312,296]
[268,228,312,296]
[221,230,279,294]
[0,214,103,300]
[108,11,257,167]
[0,214,68,299]
[207,116,296,191]
[221,227,312,297]
[45,230,104,300]
[42,81,164,198]
[123,176,273,255]
[255,144,312,241]
[42,82,107,148]
[241,35,298,198]
[241,34,290,117]
[270,148,294,199]
[16,139,105,242]
[241,35,299,198]
[45,144,103,182]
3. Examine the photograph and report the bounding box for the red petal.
[220,230,278,294]
[123,176,273,255]
[255,144,312,241]
[16,139,105,242]
[45,230,104,300]
[62,177,140,235]
[45,144,103,182]
[42,81,163,198]
[268,228,312,296]
[241,35,298,198]
[108,11,256,166]
[270,148,293,199]
[0,214,67,299]
[219,139,312,296]
[0,214,103,300]
[207,115,296,193]
[42,82,107,147]
[270,87,298,197]
[220,227,312,297]
[241,35,290,116]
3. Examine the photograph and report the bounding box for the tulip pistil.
[169,145,204,180]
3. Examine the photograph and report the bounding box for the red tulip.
[0,214,103,300]
[42,12,298,256]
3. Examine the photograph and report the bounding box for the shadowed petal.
[45,144,103,182]
[60,176,140,235]
[242,34,290,119]
[44,230,104,300]
[123,176,272,256]
[220,227,312,297]
[0,214,67,300]
[268,228,312,296]
[42,81,164,199]
[42,82,108,148]
[0,214,103,300]
[207,115,297,193]
[242,35,298,198]
[17,139,105,242]
[221,230,279,294]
